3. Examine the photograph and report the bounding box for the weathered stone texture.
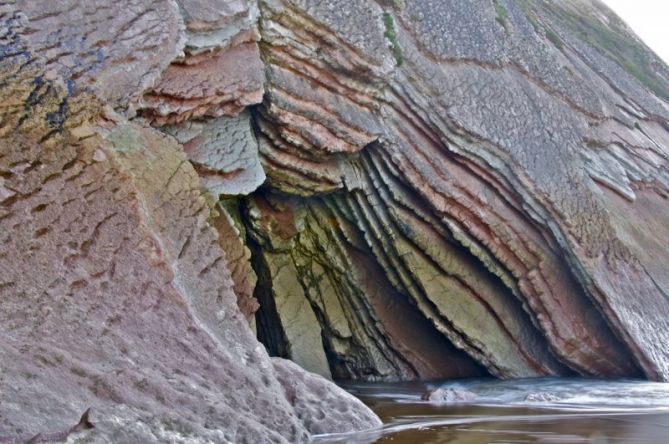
[211,198,260,322]
[252,0,669,381]
[0,113,378,443]
[141,0,265,125]
[247,191,489,381]
[15,0,186,109]
[177,0,260,53]
[164,111,266,196]
[3,0,669,441]
[142,41,265,125]
[0,1,379,442]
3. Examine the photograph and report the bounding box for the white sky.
[603,0,669,64]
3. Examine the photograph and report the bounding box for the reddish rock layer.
[142,41,265,125]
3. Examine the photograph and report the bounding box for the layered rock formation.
[0,1,378,442]
[248,0,669,382]
[2,0,669,441]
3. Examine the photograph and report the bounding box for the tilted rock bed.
[1,0,669,442]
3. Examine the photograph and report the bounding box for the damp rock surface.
[422,388,478,405]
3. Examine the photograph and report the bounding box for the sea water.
[314,378,669,443]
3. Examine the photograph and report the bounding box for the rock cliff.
[0,1,378,442]
[1,0,669,442]
[248,0,669,382]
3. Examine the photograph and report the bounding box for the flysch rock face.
[3,0,669,441]
[14,0,186,111]
[141,0,265,125]
[141,40,265,125]
[211,198,260,322]
[0,1,380,442]
[251,0,669,381]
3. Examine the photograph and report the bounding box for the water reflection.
[314,378,669,443]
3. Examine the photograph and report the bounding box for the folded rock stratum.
[1,0,669,442]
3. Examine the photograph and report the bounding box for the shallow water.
[314,378,669,443]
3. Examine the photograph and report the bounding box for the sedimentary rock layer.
[141,0,265,125]
[250,0,669,381]
[142,41,265,125]
[2,0,669,441]
[163,111,266,196]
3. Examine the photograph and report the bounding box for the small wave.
[312,410,669,443]
[342,377,669,408]
[317,378,669,443]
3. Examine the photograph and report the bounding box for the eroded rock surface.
[0,2,379,442]
[164,111,266,196]
[2,0,669,441]
[251,0,669,382]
